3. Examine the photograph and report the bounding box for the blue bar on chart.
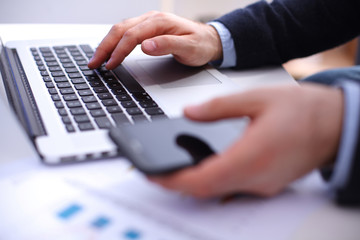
[57,203,83,220]
[91,216,111,229]
[123,229,142,239]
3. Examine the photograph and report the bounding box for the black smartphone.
[109,117,247,175]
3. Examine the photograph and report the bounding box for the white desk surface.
[0,24,359,240]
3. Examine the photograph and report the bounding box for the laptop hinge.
[0,46,47,139]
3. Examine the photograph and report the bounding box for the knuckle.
[123,29,135,39]
[110,24,123,35]
[150,11,169,20]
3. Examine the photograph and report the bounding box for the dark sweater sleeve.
[215,0,360,69]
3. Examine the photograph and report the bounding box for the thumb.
[141,35,208,66]
[184,91,267,121]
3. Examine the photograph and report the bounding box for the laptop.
[0,37,239,164]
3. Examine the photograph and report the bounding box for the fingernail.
[143,40,157,52]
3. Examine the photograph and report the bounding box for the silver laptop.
[0,38,238,164]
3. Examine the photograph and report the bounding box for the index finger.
[88,12,155,69]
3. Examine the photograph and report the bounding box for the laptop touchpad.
[136,58,221,89]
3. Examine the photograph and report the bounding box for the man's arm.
[216,0,360,69]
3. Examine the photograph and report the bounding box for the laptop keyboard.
[30,44,167,133]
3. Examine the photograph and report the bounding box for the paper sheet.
[0,158,331,240]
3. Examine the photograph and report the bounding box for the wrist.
[207,24,223,62]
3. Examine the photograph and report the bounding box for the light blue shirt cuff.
[330,80,360,189]
[207,21,237,68]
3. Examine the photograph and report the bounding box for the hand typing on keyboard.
[88,11,222,70]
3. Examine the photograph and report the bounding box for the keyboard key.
[58,108,68,116]
[78,122,94,131]
[46,62,59,67]
[46,82,55,88]
[68,73,82,78]
[63,94,78,101]
[102,99,117,106]
[74,115,90,123]
[38,65,46,71]
[97,93,113,100]
[70,107,86,115]
[95,117,113,129]
[106,82,122,89]
[33,56,42,61]
[42,52,54,57]
[111,88,126,95]
[151,115,168,121]
[90,109,106,117]
[60,88,75,95]
[43,76,52,82]
[70,51,81,56]
[48,88,58,95]
[132,92,151,101]
[40,71,49,76]
[139,100,157,108]
[79,65,90,71]
[93,87,108,93]
[49,66,62,72]
[65,68,79,73]
[62,116,72,124]
[126,107,142,115]
[74,83,89,90]
[74,56,85,61]
[115,94,131,101]
[121,101,137,108]
[145,107,164,115]
[86,102,101,110]
[44,57,57,62]
[80,44,94,53]
[132,115,149,123]
[57,82,72,88]
[66,101,82,108]
[39,47,51,52]
[54,77,69,82]
[36,60,44,66]
[60,58,72,63]
[57,54,69,59]
[63,63,75,68]
[88,80,104,87]
[65,124,76,132]
[71,78,86,84]
[106,106,122,113]
[51,94,61,101]
[54,101,64,108]
[82,96,97,103]
[51,71,65,77]
[112,113,130,125]
[78,90,93,96]
[82,70,96,76]
[76,60,88,66]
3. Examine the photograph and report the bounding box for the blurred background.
[0,0,357,80]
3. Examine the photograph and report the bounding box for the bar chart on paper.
[0,159,330,240]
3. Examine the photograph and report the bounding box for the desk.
[0,24,359,240]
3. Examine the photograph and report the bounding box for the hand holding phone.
[109,117,247,175]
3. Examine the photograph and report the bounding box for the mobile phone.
[109,117,248,175]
